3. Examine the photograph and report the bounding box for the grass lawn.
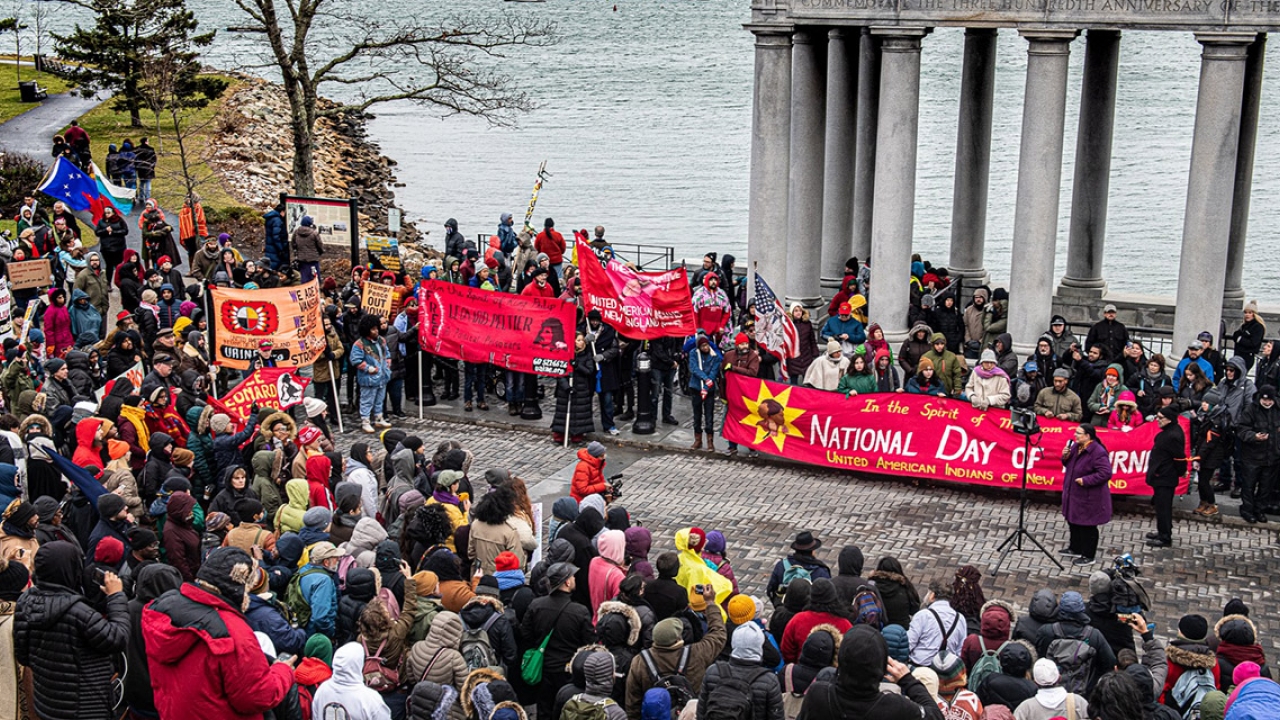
[68,74,245,213]
[0,58,74,123]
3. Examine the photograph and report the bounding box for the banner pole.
[563,371,572,449]
[329,361,344,434]
[418,353,424,421]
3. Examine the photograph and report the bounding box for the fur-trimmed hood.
[999,639,1039,677]
[18,413,53,439]
[809,623,845,664]
[490,701,527,720]
[869,570,909,586]
[596,600,642,647]
[460,666,505,719]
[196,403,214,435]
[1168,640,1218,669]
[258,411,296,443]
[979,598,1017,641]
[1215,613,1260,647]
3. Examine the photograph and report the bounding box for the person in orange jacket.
[570,442,611,502]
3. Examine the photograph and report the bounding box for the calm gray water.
[33,1,1280,296]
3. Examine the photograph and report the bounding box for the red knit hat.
[687,527,707,553]
[734,333,749,346]
[495,551,520,572]
[95,535,124,565]
[297,426,323,447]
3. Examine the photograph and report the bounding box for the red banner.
[218,368,312,427]
[576,239,697,339]
[417,280,574,376]
[723,375,1191,496]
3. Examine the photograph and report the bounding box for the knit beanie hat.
[129,527,158,551]
[1178,614,1209,642]
[304,634,335,665]
[1088,571,1111,597]
[1223,598,1250,617]
[107,439,130,460]
[653,618,685,649]
[303,507,332,530]
[32,496,60,523]
[727,594,756,625]
[205,512,231,533]
[171,448,194,468]
[826,339,841,356]
[97,493,127,519]
[1233,661,1261,686]
[476,575,501,598]
[494,552,520,572]
[94,535,124,565]
[688,585,708,613]
[0,556,29,600]
[209,414,232,435]
[5,501,36,529]
[1033,658,1060,687]
[297,425,323,447]
[912,667,941,699]
[587,441,606,459]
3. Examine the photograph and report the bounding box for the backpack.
[377,586,401,621]
[703,662,765,720]
[560,693,617,720]
[1044,624,1098,694]
[335,555,359,592]
[780,559,811,594]
[1169,667,1217,719]
[284,566,328,628]
[360,638,400,692]
[459,613,502,672]
[640,647,694,713]
[967,641,1009,692]
[852,588,885,629]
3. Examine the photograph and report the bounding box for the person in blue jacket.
[263,203,289,271]
[821,302,867,352]
[350,314,392,434]
[297,541,342,639]
[687,333,723,452]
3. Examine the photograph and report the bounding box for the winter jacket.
[965,366,1011,410]
[589,531,628,614]
[766,553,831,606]
[245,591,308,656]
[521,590,598,679]
[571,448,608,501]
[796,626,944,720]
[535,227,566,264]
[162,493,202,581]
[263,210,289,268]
[400,610,470,698]
[1034,619,1117,695]
[1215,614,1270,691]
[975,640,1038,711]
[124,564,184,716]
[921,333,967,396]
[1035,386,1084,422]
[460,595,519,672]
[553,348,598,437]
[251,450,284,519]
[898,323,934,377]
[1085,318,1130,362]
[144,583,295,720]
[292,225,324,264]
[820,314,867,348]
[212,415,260,479]
[74,265,111,318]
[297,563,339,638]
[341,517,388,568]
[1237,395,1280,466]
[15,544,130,720]
[351,336,392,388]
[781,611,852,663]
[868,570,920,629]
[624,606,725,719]
[698,657,784,720]
[1061,438,1113,528]
[275,479,310,534]
[960,600,1015,672]
[1146,418,1187,490]
[311,642,391,719]
[1013,590,1058,644]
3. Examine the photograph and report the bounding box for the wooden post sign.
[7,260,53,290]
[361,281,394,319]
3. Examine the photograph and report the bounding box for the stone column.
[746,26,793,297]
[852,29,880,264]
[1224,34,1266,308]
[1007,29,1077,357]
[947,28,997,304]
[1174,33,1254,352]
[1060,29,1121,299]
[868,28,928,343]
[820,28,859,297]
[785,29,827,308]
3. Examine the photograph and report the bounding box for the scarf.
[495,569,525,591]
[691,286,731,313]
[432,489,461,507]
[973,364,1008,380]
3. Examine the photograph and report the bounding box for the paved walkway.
[0,90,104,160]
[323,415,1280,662]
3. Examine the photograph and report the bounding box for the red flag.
[575,238,697,339]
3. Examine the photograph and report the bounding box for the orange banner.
[211,281,326,371]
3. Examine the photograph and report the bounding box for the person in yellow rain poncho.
[674,527,733,609]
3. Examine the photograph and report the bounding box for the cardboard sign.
[361,281,395,319]
[8,260,53,290]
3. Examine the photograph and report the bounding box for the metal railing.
[472,235,675,272]
[1066,324,1233,360]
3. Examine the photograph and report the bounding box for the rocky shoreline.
[207,74,422,243]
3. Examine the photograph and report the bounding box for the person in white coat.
[803,340,851,392]
[344,444,380,520]
[964,349,1012,410]
[312,642,392,720]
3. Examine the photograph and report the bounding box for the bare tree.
[228,1,554,196]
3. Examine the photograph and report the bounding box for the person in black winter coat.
[1145,407,1188,546]
[830,545,879,609]
[335,567,377,646]
[87,493,134,564]
[768,577,811,644]
[140,432,175,506]
[208,466,260,522]
[1013,588,1058,644]
[552,333,599,442]
[1235,386,1280,522]
[596,600,642,704]
[929,291,966,354]
[976,639,1038,711]
[797,625,944,720]
[460,591,519,674]
[781,625,837,699]
[123,563,183,718]
[519,563,597,720]
[556,506,603,607]
[644,552,689,621]
[15,541,131,720]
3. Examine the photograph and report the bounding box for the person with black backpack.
[1033,591,1116,697]
[796,625,943,720]
[625,584,725,720]
[698,622,783,720]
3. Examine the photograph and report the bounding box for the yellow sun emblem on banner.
[740,383,806,452]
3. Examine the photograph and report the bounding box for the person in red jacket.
[143,547,296,720]
[305,454,335,511]
[780,578,854,663]
[570,441,611,502]
[535,217,565,278]
[522,267,556,298]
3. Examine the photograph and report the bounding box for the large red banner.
[217,368,312,427]
[723,375,1191,496]
[576,239,697,339]
[417,280,574,376]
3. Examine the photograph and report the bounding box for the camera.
[694,584,707,595]
[606,474,624,500]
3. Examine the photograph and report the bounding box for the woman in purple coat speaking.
[1060,424,1114,566]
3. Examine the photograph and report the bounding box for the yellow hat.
[727,594,756,625]
[173,316,193,337]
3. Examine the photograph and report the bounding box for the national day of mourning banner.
[210,281,326,371]
[417,280,574,376]
[575,239,697,339]
[723,375,1191,496]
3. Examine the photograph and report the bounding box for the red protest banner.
[417,280,574,377]
[576,239,697,339]
[217,368,312,426]
[723,375,1191,496]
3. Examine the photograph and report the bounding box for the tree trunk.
[289,82,317,196]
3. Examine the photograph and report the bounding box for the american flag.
[752,274,799,375]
